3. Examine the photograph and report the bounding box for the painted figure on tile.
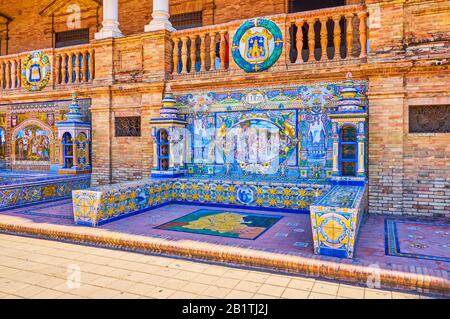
[15,126,50,161]
[0,128,5,159]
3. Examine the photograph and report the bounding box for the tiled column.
[357,122,366,177]
[145,0,175,32]
[332,123,339,176]
[95,0,123,40]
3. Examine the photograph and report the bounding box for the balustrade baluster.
[55,55,61,84]
[358,12,367,58]
[333,15,342,60]
[209,32,216,71]
[190,36,197,73]
[181,37,188,74]
[220,31,227,70]
[83,51,89,82]
[6,62,11,88]
[16,59,21,88]
[172,38,179,74]
[308,20,316,62]
[346,14,354,58]
[68,53,74,83]
[75,52,81,82]
[12,60,17,88]
[0,62,3,89]
[89,49,95,81]
[200,33,206,72]
[295,20,304,63]
[320,18,328,61]
[287,23,292,63]
[61,54,67,84]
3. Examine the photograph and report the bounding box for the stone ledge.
[0,218,448,296]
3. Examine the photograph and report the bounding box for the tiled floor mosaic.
[156,209,283,240]
[385,219,450,263]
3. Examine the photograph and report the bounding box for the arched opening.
[339,125,357,176]
[62,132,73,168]
[157,129,169,171]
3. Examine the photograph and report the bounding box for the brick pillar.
[141,90,165,178]
[142,30,172,83]
[90,93,113,186]
[367,75,405,215]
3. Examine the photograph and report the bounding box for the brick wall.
[402,72,450,217]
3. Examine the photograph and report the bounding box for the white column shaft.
[95,0,123,40]
[145,0,175,32]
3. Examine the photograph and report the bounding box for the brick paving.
[0,233,427,299]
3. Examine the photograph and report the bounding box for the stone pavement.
[0,201,449,295]
[0,234,427,299]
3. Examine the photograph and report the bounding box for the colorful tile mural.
[385,219,450,262]
[156,209,282,240]
[175,81,368,180]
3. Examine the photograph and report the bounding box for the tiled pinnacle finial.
[337,72,360,111]
[66,91,84,122]
[160,84,178,118]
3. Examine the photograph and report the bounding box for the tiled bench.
[73,177,331,227]
[0,175,91,211]
[310,184,368,258]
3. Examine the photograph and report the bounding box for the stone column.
[145,0,175,32]
[95,0,123,40]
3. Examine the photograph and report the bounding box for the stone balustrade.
[0,53,23,90]
[54,45,95,85]
[171,24,232,75]
[287,4,367,64]
[0,45,95,92]
[169,4,367,76]
[0,5,367,87]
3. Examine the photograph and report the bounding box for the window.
[157,129,169,170]
[409,105,450,133]
[340,125,357,176]
[288,0,346,13]
[62,132,73,168]
[170,11,203,30]
[115,116,141,137]
[55,28,90,48]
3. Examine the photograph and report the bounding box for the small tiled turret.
[337,72,361,112]
[159,85,180,119]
